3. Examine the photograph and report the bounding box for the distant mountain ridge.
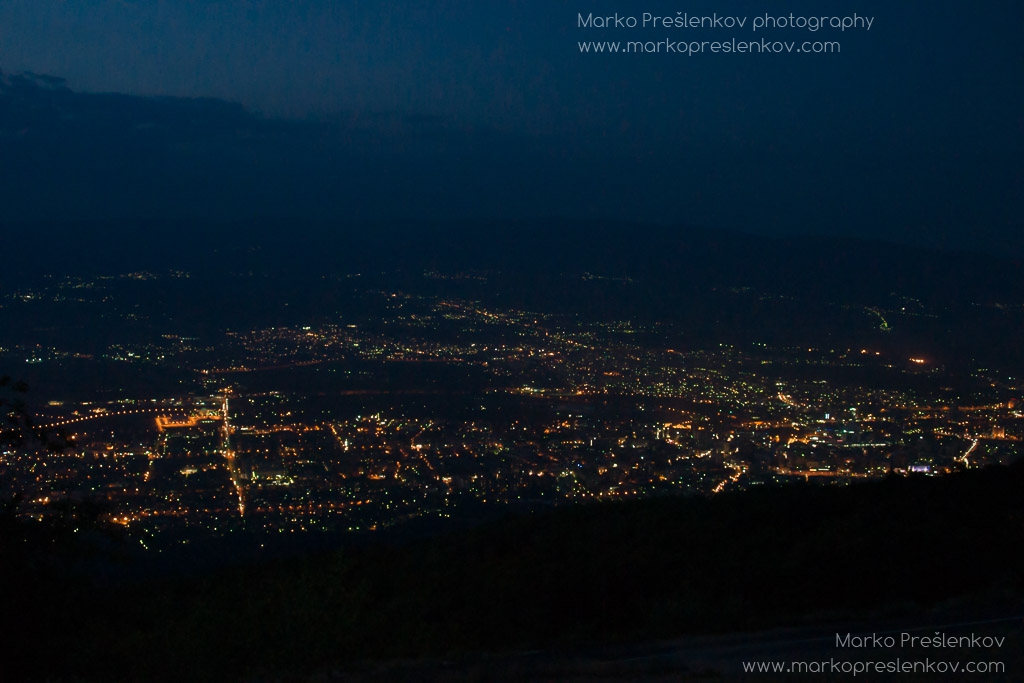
[3,220,1020,306]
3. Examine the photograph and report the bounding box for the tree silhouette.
[1,375,70,527]
[1,375,66,452]
[1,376,113,548]
[1,377,122,681]
[1,375,31,446]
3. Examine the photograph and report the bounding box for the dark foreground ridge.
[4,463,1024,682]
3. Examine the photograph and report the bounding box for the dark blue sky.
[1,1,1021,253]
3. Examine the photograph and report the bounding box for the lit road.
[712,461,745,495]
[41,407,187,429]
[959,438,979,467]
[220,393,247,517]
[407,424,450,493]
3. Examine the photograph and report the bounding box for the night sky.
[1,1,1021,254]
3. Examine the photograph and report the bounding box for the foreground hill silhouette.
[4,462,1023,681]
